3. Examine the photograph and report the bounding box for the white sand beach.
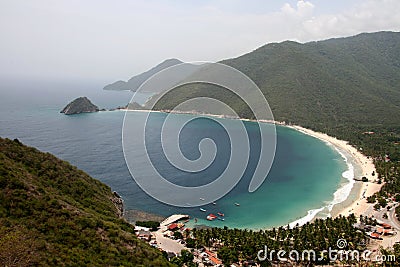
[289,125,382,219]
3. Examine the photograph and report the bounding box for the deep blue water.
[0,80,347,229]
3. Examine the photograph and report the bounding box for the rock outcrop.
[61,97,99,115]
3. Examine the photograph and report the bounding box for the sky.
[0,0,399,84]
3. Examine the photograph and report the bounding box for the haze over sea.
[0,79,354,229]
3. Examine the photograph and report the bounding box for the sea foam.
[288,138,355,228]
[327,146,355,212]
[289,207,325,228]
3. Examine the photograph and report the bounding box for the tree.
[218,246,238,265]
[170,256,182,267]
[378,197,388,208]
[174,231,183,240]
[367,195,377,203]
[186,238,196,248]
[180,250,194,264]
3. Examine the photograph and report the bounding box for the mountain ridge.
[145,31,400,130]
[104,58,183,91]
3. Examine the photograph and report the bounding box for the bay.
[0,80,347,229]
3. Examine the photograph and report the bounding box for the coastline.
[289,125,381,221]
[123,108,382,227]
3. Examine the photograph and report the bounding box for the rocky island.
[60,96,99,115]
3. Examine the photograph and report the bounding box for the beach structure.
[204,250,222,266]
[168,223,179,231]
[369,232,383,240]
[160,214,189,227]
[137,230,152,241]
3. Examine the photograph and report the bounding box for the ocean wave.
[288,142,355,228]
[326,147,355,212]
[289,207,325,228]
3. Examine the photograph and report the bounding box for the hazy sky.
[1,0,399,83]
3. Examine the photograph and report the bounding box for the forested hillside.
[0,138,172,267]
[149,32,400,130]
[221,31,400,130]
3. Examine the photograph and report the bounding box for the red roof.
[205,250,222,265]
[168,223,178,230]
[209,256,222,265]
[371,233,381,238]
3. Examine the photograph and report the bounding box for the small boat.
[217,217,225,221]
[212,202,217,205]
[235,203,240,206]
[200,208,206,212]
[217,212,224,217]
[184,219,189,223]
[200,198,205,201]
[207,214,218,221]
[194,218,198,223]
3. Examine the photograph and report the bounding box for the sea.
[0,79,358,229]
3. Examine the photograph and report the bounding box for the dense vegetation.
[193,215,368,265]
[149,32,400,126]
[0,138,172,266]
[222,32,400,128]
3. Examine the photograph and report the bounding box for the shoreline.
[289,125,381,221]
[123,108,382,227]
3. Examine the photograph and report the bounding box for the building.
[168,223,179,231]
[137,230,152,241]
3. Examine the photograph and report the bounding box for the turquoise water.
[0,81,348,229]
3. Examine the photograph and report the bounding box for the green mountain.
[222,31,400,128]
[104,58,183,91]
[0,138,172,266]
[148,32,400,132]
